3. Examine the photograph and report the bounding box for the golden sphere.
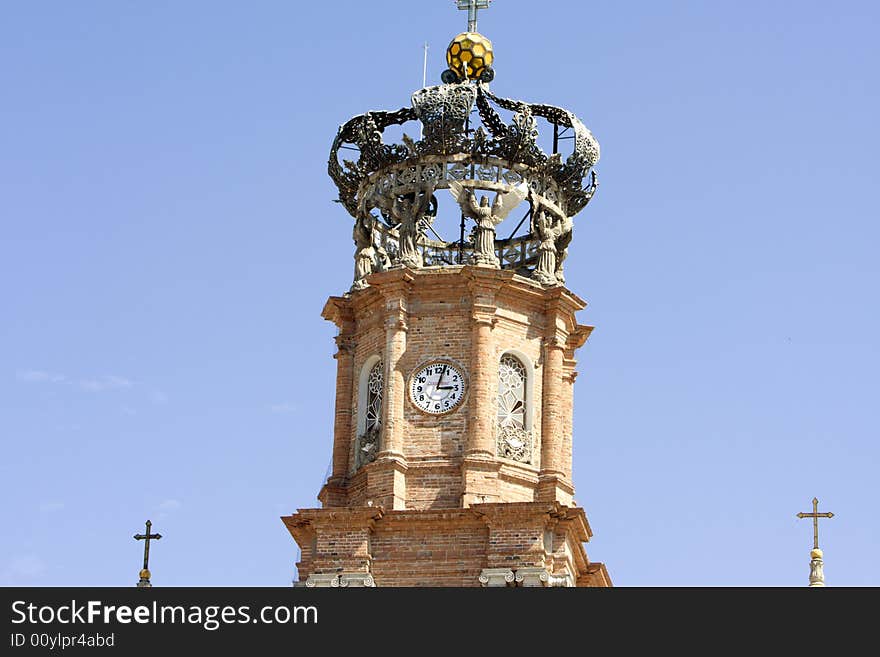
[139,568,151,579]
[446,32,494,81]
[810,548,823,559]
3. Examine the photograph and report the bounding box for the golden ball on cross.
[446,32,494,81]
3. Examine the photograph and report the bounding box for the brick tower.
[282,5,611,587]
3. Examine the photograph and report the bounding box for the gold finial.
[445,32,494,82]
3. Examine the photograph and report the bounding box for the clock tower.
[282,7,611,587]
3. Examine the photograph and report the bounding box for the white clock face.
[409,362,467,415]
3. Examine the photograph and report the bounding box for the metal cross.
[796,497,834,550]
[455,0,492,33]
[134,519,162,572]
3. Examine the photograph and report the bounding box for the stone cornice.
[365,267,416,295]
[321,296,354,327]
[341,267,590,336]
[282,507,386,543]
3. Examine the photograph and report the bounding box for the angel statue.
[553,214,574,284]
[351,211,377,291]
[554,171,595,283]
[391,185,434,269]
[449,181,527,267]
[529,189,567,286]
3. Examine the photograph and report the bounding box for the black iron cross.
[456,0,492,32]
[796,497,834,550]
[134,519,162,572]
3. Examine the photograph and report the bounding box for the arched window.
[355,358,383,470]
[497,353,532,464]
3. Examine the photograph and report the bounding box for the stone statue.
[554,214,573,284]
[449,181,527,267]
[355,422,381,470]
[351,211,377,291]
[553,171,595,283]
[391,185,434,269]
[529,189,566,286]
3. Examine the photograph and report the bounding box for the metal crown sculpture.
[330,14,600,292]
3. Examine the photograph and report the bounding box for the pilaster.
[461,268,503,506]
[371,269,414,510]
[319,297,356,507]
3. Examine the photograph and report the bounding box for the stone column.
[331,335,356,478]
[537,334,573,504]
[370,270,412,510]
[380,295,408,459]
[319,299,354,508]
[461,272,502,507]
[467,315,496,458]
[540,336,565,475]
[561,364,577,482]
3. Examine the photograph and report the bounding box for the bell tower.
[282,4,611,587]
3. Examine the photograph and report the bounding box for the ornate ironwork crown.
[330,29,600,291]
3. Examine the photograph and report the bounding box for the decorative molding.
[338,572,376,588]
[809,556,825,587]
[478,568,516,587]
[514,567,550,587]
[305,572,376,588]
[546,572,574,587]
[496,425,532,464]
[304,573,340,588]
[334,335,357,357]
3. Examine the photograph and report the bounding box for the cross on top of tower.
[133,519,162,588]
[796,497,834,550]
[455,0,492,33]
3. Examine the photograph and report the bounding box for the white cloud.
[157,499,181,511]
[17,370,135,392]
[3,555,47,583]
[38,501,65,513]
[78,375,134,391]
[17,370,66,383]
[155,498,182,521]
[269,402,297,414]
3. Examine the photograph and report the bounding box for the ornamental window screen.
[366,361,383,432]
[496,354,532,463]
[355,360,383,470]
[498,355,526,429]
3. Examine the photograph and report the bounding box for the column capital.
[478,568,515,587]
[333,335,357,357]
[384,314,408,332]
[472,312,497,327]
[543,334,567,351]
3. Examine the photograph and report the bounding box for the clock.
[409,361,467,415]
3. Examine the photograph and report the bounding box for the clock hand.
[437,365,455,390]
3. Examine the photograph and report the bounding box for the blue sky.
[1,1,878,586]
